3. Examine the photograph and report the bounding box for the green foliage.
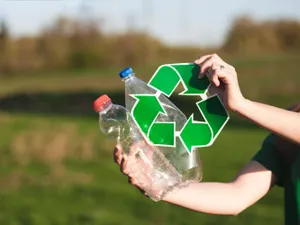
[1,15,300,75]
[222,16,300,54]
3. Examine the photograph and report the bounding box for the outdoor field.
[0,53,299,225]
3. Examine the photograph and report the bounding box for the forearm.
[236,99,300,145]
[162,182,246,215]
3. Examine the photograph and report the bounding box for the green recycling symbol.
[131,63,229,154]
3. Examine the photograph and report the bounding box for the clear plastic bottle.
[93,94,182,201]
[119,67,203,183]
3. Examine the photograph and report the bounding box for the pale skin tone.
[113,53,300,215]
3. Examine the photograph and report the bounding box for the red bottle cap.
[93,94,111,112]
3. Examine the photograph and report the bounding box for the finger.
[211,64,224,86]
[137,186,149,197]
[199,55,220,74]
[212,63,234,73]
[194,54,212,65]
[206,68,220,87]
[211,63,222,71]
[197,58,213,79]
[210,68,229,87]
[200,53,226,75]
[211,73,220,87]
[113,145,122,163]
[128,176,140,186]
[208,61,233,87]
[113,145,123,165]
[127,177,149,197]
[120,155,130,175]
[128,176,135,185]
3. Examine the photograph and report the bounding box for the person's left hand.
[194,53,246,112]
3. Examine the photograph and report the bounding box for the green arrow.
[149,122,175,146]
[172,64,210,95]
[179,95,229,153]
[148,65,180,97]
[179,115,212,153]
[148,63,210,97]
[197,95,229,141]
[131,94,176,146]
[131,95,165,134]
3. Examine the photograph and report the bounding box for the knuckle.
[128,177,135,185]
[120,164,127,172]
[215,68,221,73]
[227,64,235,70]
[212,68,219,75]
[212,53,219,58]
[117,158,123,165]
[114,157,118,164]
[227,70,234,77]
[114,155,120,163]
[122,169,129,175]
[212,62,218,69]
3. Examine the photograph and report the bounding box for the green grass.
[0,113,284,225]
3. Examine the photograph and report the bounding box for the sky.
[1,0,300,47]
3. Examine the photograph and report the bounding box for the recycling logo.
[131,63,229,154]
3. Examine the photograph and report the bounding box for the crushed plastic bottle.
[93,94,182,201]
[119,67,203,183]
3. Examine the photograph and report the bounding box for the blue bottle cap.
[119,67,133,78]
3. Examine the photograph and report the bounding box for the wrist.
[161,180,195,202]
[232,98,252,115]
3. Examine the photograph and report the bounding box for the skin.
[113,53,300,215]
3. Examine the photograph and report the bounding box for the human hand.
[113,142,170,201]
[195,53,246,111]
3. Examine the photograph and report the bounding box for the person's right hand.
[113,143,148,195]
[113,142,165,200]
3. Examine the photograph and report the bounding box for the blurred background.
[0,0,299,224]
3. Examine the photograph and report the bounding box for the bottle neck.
[122,74,135,84]
[99,101,112,114]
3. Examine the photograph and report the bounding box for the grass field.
[0,54,299,224]
[0,113,284,225]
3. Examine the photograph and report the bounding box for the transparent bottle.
[93,94,182,201]
[119,67,203,183]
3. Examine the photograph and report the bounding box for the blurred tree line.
[223,16,300,54]
[0,15,299,75]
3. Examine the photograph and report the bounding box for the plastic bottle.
[119,67,203,183]
[93,94,182,201]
